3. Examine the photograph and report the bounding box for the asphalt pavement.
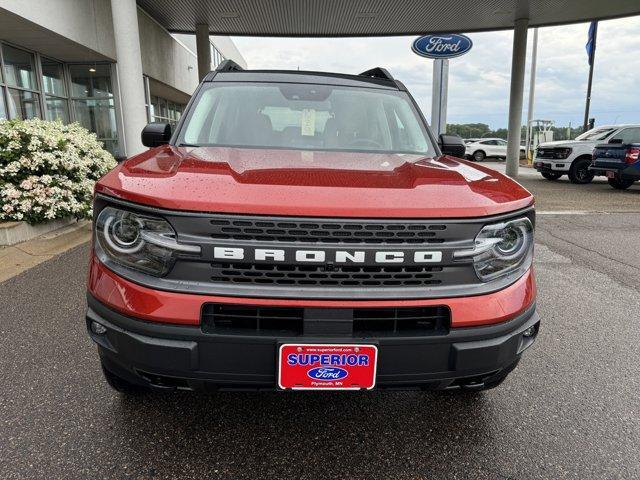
[1,178,640,479]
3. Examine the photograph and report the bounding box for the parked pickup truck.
[590,139,640,190]
[86,61,539,394]
[534,124,640,184]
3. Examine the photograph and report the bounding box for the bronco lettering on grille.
[213,247,443,264]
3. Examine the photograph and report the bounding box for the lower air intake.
[201,304,450,337]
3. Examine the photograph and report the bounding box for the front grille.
[353,306,449,335]
[209,218,448,244]
[202,304,304,334]
[211,262,444,287]
[162,211,490,298]
[201,304,450,337]
[536,148,565,159]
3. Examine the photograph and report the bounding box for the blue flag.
[586,21,598,66]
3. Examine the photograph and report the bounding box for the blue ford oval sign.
[307,367,349,381]
[412,34,473,59]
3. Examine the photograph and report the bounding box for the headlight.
[95,206,200,276]
[454,217,533,282]
[554,148,572,159]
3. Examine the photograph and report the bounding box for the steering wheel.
[345,138,384,150]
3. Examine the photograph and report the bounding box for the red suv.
[86,62,539,393]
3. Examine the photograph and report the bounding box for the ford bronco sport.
[86,61,539,393]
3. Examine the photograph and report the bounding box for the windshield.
[178,82,434,155]
[576,127,616,141]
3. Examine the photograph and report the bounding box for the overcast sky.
[232,15,640,129]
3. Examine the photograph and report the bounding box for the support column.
[430,59,449,137]
[110,0,147,157]
[196,23,212,81]
[525,28,538,158]
[506,18,529,178]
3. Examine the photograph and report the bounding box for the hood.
[538,140,589,148]
[96,146,533,218]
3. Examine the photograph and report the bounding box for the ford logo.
[412,34,473,59]
[307,367,349,381]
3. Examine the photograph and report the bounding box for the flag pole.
[583,22,598,131]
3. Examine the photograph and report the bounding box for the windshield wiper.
[177,142,200,147]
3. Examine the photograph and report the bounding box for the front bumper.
[87,295,540,391]
[533,159,571,173]
[590,161,640,180]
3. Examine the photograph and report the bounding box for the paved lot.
[1,175,640,479]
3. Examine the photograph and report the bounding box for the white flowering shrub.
[0,119,117,224]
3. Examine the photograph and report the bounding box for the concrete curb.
[0,220,92,283]
[0,217,78,246]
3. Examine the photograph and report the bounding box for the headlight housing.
[454,217,533,282]
[554,148,572,159]
[95,206,200,276]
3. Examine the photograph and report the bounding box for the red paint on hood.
[96,145,533,218]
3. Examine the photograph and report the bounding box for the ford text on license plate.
[278,344,378,390]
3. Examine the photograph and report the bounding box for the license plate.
[278,344,378,390]
[606,171,616,179]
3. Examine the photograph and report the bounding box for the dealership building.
[0,0,246,159]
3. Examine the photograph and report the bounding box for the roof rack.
[359,67,394,82]
[216,59,244,72]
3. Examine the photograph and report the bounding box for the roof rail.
[359,67,394,82]
[216,59,244,72]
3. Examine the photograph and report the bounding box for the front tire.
[541,172,562,181]
[608,178,635,190]
[472,150,485,162]
[568,157,595,184]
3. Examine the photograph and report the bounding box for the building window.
[41,57,69,123]
[211,45,225,69]
[0,41,121,155]
[69,64,119,155]
[149,95,185,128]
[1,44,41,119]
[0,89,6,120]
[0,70,6,120]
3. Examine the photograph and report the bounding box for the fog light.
[522,325,536,338]
[91,321,107,335]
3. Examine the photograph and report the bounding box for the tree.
[446,123,491,139]
[446,123,586,143]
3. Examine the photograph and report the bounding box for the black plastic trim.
[87,294,539,390]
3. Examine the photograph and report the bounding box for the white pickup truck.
[533,125,640,184]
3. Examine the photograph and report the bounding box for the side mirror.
[141,123,171,148]
[438,134,466,158]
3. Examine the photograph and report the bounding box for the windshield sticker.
[301,109,316,136]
